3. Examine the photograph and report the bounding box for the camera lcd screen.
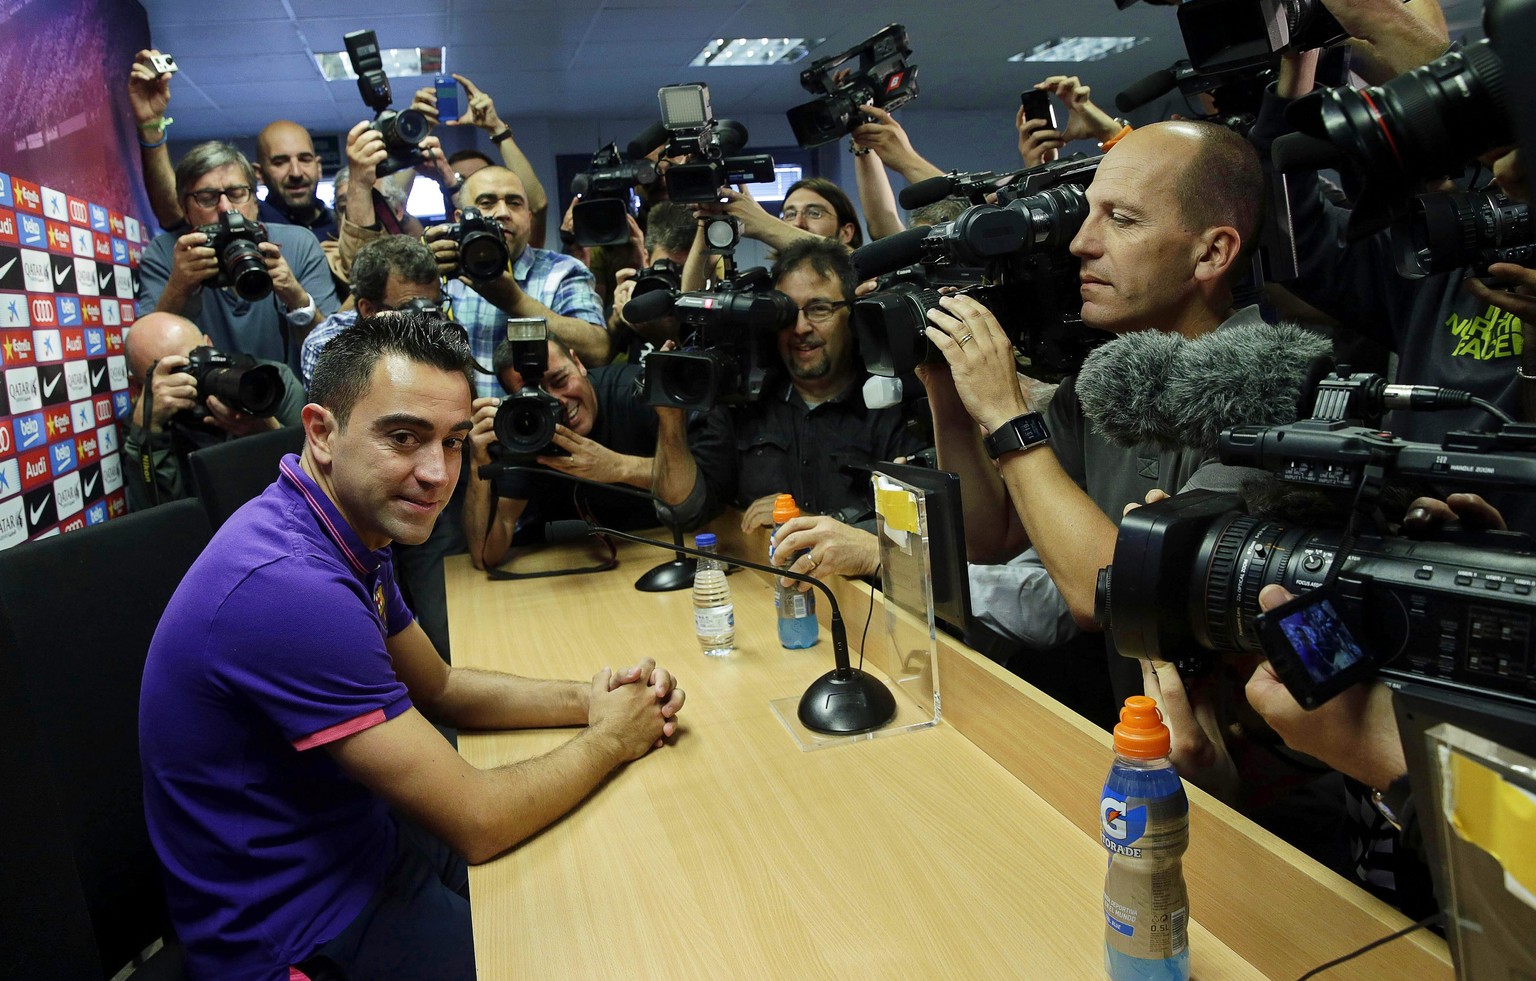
[1275,596,1367,684]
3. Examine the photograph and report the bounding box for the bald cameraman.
[124,311,305,511]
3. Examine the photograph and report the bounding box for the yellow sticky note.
[875,483,918,535]
[1447,749,1536,908]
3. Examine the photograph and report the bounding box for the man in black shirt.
[465,337,658,568]
[653,238,928,535]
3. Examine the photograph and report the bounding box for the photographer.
[849,104,943,241]
[1017,75,1129,168]
[465,337,660,569]
[653,237,930,534]
[424,166,609,389]
[124,311,305,512]
[921,121,1267,703]
[609,201,697,362]
[688,176,864,264]
[334,114,457,272]
[301,237,445,386]
[1249,0,1536,526]
[137,142,339,375]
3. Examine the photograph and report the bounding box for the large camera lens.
[1003,185,1090,253]
[1311,40,1509,191]
[452,208,510,281]
[570,197,631,248]
[493,390,563,457]
[220,238,272,302]
[1393,189,1534,278]
[376,108,430,148]
[632,260,682,298]
[643,351,724,412]
[854,286,941,376]
[205,361,284,417]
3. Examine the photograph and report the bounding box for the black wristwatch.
[983,411,1050,460]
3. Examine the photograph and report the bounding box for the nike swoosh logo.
[54,264,69,285]
[42,373,60,397]
[29,495,49,524]
[82,473,98,497]
[97,269,112,290]
[90,366,104,387]
[0,257,15,279]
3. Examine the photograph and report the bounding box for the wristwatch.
[1370,773,1413,832]
[983,411,1050,460]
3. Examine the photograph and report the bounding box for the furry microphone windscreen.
[1075,321,1333,451]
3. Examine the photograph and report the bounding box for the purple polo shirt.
[140,454,416,980]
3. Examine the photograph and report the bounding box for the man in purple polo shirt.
[140,312,685,981]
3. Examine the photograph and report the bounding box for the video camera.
[640,267,799,412]
[1094,365,1536,713]
[440,207,509,281]
[174,345,285,422]
[196,211,270,301]
[343,29,433,178]
[626,84,776,204]
[492,318,568,464]
[853,158,1104,379]
[569,142,659,247]
[786,24,919,149]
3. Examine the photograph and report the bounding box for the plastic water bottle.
[1101,695,1190,981]
[770,494,818,649]
[692,533,734,656]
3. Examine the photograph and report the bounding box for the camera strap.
[141,358,162,508]
[1321,450,1392,590]
[482,479,619,580]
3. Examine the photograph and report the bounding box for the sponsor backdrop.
[0,0,154,547]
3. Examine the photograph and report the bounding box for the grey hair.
[174,142,259,201]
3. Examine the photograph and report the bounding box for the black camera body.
[853,170,1103,380]
[1176,0,1351,74]
[631,258,682,299]
[787,24,919,149]
[492,318,567,464]
[1095,369,1536,712]
[197,211,270,301]
[442,207,509,281]
[343,29,432,178]
[570,143,658,247]
[641,268,799,412]
[174,345,285,421]
[629,84,777,204]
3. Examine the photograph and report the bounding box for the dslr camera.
[569,143,658,247]
[1095,366,1536,713]
[174,345,285,422]
[641,267,799,412]
[492,318,568,464]
[644,84,776,203]
[343,29,433,178]
[786,24,919,149]
[197,211,271,301]
[852,159,1104,380]
[631,258,683,298]
[440,207,510,281]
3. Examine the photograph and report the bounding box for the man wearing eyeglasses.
[653,236,929,533]
[422,166,609,391]
[138,142,339,375]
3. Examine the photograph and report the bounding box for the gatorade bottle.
[770,494,818,649]
[1101,696,1190,981]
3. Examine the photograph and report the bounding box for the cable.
[858,578,876,671]
[1294,912,1442,979]
[1471,395,1515,426]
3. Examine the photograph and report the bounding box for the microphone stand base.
[798,668,897,735]
[635,557,697,593]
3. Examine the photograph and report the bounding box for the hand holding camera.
[168,230,221,295]
[136,355,199,433]
[425,208,510,283]
[128,49,173,127]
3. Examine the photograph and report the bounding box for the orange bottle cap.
[1113,695,1171,759]
[772,494,801,524]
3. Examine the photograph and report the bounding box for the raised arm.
[128,49,182,230]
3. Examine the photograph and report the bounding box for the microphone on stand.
[590,524,897,736]
[476,462,696,592]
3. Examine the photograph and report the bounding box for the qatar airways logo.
[0,497,24,550]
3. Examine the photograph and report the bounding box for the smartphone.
[1255,587,1378,709]
[435,74,460,120]
[150,52,178,75]
[1020,90,1057,130]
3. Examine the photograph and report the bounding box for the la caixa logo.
[0,458,18,501]
[95,421,117,455]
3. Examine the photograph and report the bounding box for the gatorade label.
[1101,768,1188,960]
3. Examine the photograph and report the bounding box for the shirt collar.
[511,244,535,280]
[278,453,387,577]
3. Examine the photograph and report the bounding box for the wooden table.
[447,530,1451,980]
